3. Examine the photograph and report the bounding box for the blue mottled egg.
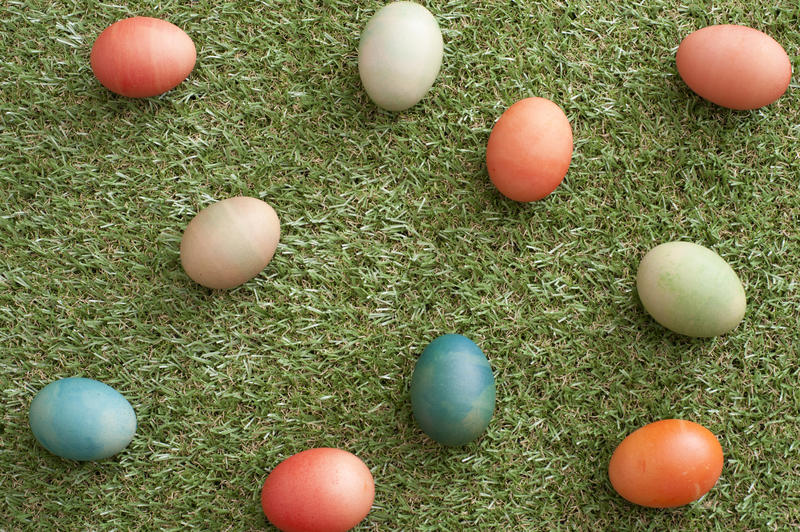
[29,377,137,461]
[410,334,495,446]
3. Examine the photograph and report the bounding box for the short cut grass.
[2,0,799,530]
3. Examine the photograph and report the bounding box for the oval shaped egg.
[486,97,573,202]
[410,334,495,446]
[29,377,137,461]
[636,241,745,337]
[91,16,196,98]
[261,448,375,532]
[609,419,724,508]
[676,24,791,110]
[180,196,280,290]
[358,2,443,111]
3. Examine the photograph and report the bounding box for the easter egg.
[29,377,136,461]
[609,419,724,508]
[636,241,745,337]
[676,25,791,110]
[261,448,375,532]
[91,16,196,98]
[486,97,573,202]
[410,334,495,446]
[180,196,280,290]
[358,1,443,111]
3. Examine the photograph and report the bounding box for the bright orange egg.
[609,419,723,508]
[486,97,573,202]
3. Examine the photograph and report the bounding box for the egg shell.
[261,448,375,532]
[180,196,280,290]
[486,97,573,202]
[410,334,495,446]
[29,377,136,461]
[636,241,745,337]
[609,419,723,508]
[358,2,443,111]
[91,16,196,98]
[676,24,791,110]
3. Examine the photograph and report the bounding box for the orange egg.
[91,16,196,98]
[261,448,375,532]
[676,25,791,110]
[486,97,573,202]
[609,419,724,508]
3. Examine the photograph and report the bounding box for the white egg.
[358,2,443,111]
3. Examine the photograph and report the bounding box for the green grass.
[2,0,799,529]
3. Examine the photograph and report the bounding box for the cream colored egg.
[180,196,280,289]
[358,2,443,111]
[636,242,745,337]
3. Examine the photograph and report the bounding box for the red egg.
[486,97,573,202]
[608,419,724,508]
[90,16,196,98]
[261,448,375,532]
[676,25,791,110]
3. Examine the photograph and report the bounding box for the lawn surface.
[2,0,799,530]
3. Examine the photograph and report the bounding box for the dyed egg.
[636,241,745,337]
[410,334,495,446]
[180,196,280,289]
[486,97,573,202]
[91,16,196,98]
[29,377,136,461]
[358,2,443,111]
[261,448,375,532]
[676,25,791,110]
[609,419,724,508]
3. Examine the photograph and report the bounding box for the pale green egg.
[358,2,443,111]
[636,242,746,337]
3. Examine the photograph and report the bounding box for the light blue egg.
[29,377,137,461]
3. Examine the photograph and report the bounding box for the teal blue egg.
[410,334,495,446]
[29,377,137,461]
